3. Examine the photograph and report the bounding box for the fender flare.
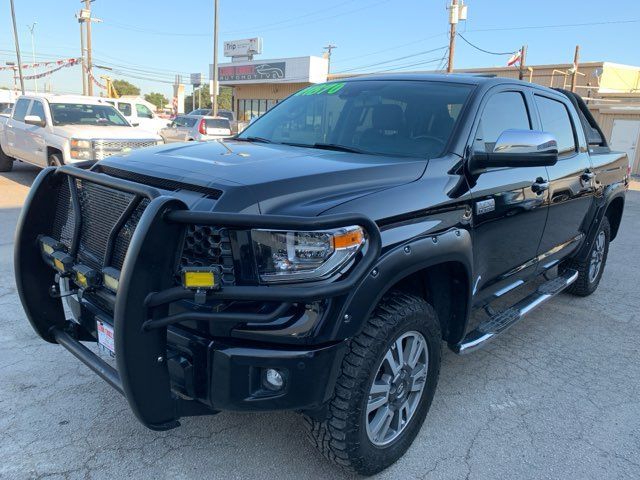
[575,183,626,260]
[330,228,474,340]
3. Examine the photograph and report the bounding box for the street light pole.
[27,23,38,93]
[78,16,87,95]
[211,0,219,116]
[9,0,25,94]
[84,0,94,96]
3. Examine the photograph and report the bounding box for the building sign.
[224,38,263,58]
[190,73,203,86]
[219,62,286,81]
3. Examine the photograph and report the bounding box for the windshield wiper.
[237,136,272,144]
[279,141,367,154]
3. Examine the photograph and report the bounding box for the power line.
[336,46,447,74]
[466,18,640,33]
[457,33,514,56]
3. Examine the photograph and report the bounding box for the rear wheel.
[566,217,610,296]
[303,292,442,475]
[0,145,13,172]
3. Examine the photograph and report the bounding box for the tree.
[112,79,140,96]
[184,85,232,112]
[144,92,168,110]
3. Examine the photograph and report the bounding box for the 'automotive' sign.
[219,62,286,82]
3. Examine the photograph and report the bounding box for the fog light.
[38,235,65,259]
[263,368,285,391]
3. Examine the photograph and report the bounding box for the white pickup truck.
[0,94,162,172]
[103,96,169,135]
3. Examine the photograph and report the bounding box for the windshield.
[238,80,473,158]
[50,103,129,126]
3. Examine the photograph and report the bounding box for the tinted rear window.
[205,118,230,129]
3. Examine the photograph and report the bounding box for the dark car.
[15,75,628,475]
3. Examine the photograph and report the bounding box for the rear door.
[468,87,550,306]
[533,93,594,269]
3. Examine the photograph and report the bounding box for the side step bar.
[453,269,578,354]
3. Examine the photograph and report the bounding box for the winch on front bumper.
[14,165,381,431]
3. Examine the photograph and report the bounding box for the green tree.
[112,79,140,96]
[185,85,232,112]
[144,92,168,110]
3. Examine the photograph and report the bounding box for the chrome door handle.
[531,179,549,194]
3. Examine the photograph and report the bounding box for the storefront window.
[237,99,277,122]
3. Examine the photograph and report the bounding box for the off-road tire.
[48,153,64,167]
[566,216,610,297]
[303,291,442,475]
[0,145,13,172]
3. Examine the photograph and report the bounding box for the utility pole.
[9,0,25,94]
[571,45,580,92]
[27,23,38,93]
[211,0,219,116]
[447,0,467,73]
[323,43,337,75]
[84,0,94,96]
[77,14,87,95]
[518,45,527,81]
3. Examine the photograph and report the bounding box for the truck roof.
[338,73,560,94]
[16,94,113,105]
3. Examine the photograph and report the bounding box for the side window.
[118,102,132,117]
[29,101,46,123]
[534,95,576,156]
[12,99,31,122]
[474,91,531,153]
[173,116,186,127]
[136,104,153,119]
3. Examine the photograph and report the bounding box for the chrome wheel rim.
[365,331,428,447]
[589,231,606,283]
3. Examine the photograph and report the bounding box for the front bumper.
[15,165,380,430]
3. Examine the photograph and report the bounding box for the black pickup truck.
[15,75,628,475]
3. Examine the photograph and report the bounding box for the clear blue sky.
[1,0,639,98]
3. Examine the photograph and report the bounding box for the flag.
[507,50,522,67]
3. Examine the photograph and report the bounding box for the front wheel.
[0,145,13,172]
[48,153,64,167]
[303,292,442,475]
[566,216,610,296]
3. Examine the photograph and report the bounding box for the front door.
[609,119,640,174]
[534,93,594,268]
[468,89,549,306]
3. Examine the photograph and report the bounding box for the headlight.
[251,226,365,283]
[70,138,93,160]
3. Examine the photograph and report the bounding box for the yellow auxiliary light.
[73,264,101,289]
[182,268,218,290]
[50,251,74,274]
[102,267,120,293]
[38,235,65,259]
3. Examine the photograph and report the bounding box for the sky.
[1,0,639,98]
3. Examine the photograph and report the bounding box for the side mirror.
[131,122,140,127]
[24,115,45,127]
[468,129,558,174]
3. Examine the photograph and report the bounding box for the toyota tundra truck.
[15,75,628,475]
[0,94,162,172]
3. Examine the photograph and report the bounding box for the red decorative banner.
[22,58,80,80]
[0,57,80,71]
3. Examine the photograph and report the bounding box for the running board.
[453,269,578,354]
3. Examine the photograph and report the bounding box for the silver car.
[160,115,232,143]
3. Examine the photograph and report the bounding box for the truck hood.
[98,140,427,215]
[52,124,161,140]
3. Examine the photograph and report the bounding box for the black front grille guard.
[15,166,381,431]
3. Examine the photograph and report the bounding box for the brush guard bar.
[14,166,381,430]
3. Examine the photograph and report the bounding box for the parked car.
[0,94,162,171]
[15,75,628,475]
[188,108,238,133]
[159,115,231,143]
[104,96,168,135]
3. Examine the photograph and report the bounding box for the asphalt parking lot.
[1,162,639,480]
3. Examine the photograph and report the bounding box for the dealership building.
[213,55,328,122]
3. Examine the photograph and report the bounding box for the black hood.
[98,140,427,216]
